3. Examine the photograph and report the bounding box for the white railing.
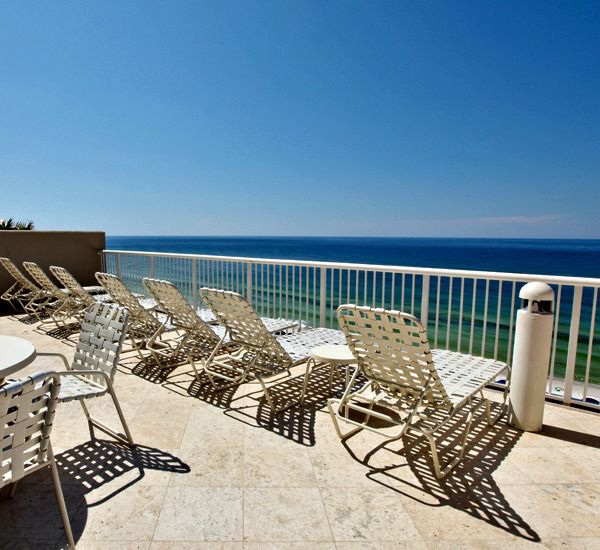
[102,249,600,410]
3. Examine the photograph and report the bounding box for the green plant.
[0,218,34,230]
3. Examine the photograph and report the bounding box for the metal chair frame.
[1,371,75,548]
[328,304,510,479]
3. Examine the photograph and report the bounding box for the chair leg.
[106,382,134,445]
[327,398,364,439]
[76,387,134,447]
[49,450,75,549]
[416,403,475,480]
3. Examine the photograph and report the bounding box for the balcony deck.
[1,313,599,549]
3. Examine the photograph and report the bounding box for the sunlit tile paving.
[1,313,599,549]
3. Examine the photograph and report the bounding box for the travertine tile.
[171,444,244,487]
[153,487,243,541]
[244,428,317,487]
[320,486,422,542]
[78,485,166,541]
[243,487,333,542]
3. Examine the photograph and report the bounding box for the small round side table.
[300,344,356,404]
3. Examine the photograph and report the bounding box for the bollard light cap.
[519,282,554,302]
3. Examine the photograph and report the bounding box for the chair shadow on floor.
[339,400,540,542]
[0,440,189,549]
[245,364,366,446]
[37,321,81,341]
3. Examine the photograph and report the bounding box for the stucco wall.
[0,231,105,314]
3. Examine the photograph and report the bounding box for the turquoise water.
[107,236,600,278]
[106,237,600,386]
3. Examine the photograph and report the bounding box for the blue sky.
[1,1,599,237]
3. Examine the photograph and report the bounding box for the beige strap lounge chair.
[143,278,229,380]
[23,261,83,326]
[0,257,55,318]
[199,288,346,411]
[95,272,175,367]
[40,302,134,446]
[329,305,510,479]
[0,372,75,548]
[50,265,112,309]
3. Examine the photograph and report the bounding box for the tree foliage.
[0,218,35,230]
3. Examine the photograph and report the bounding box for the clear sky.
[1,1,599,238]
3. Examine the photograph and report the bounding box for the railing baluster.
[548,285,562,395]
[583,287,598,400]
[319,267,327,327]
[563,285,583,405]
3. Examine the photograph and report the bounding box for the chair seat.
[196,307,217,323]
[278,328,347,362]
[58,374,108,402]
[432,349,507,406]
[262,317,300,334]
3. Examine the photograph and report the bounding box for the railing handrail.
[104,249,600,287]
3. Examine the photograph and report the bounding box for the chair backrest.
[0,257,39,292]
[337,305,452,408]
[50,265,94,305]
[95,272,162,334]
[23,262,63,298]
[73,302,129,383]
[144,278,219,344]
[200,288,292,367]
[0,371,60,487]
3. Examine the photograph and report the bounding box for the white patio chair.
[199,287,346,411]
[0,371,75,548]
[329,304,510,479]
[95,272,176,367]
[40,302,134,446]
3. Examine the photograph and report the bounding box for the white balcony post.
[319,267,327,327]
[246,263,253,303]
[563,285,583,405]
[420,274,430,328]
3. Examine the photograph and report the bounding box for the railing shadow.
[342,402,540,542]
[534,424,600,448]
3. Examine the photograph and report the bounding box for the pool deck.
[1,313,599,549]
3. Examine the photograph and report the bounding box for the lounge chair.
[143,278,230,380]
[329,305,510,479]
[95,272,176,367]
[50,265,112,309]
[22,261,83,326]
[199,287,346,411]
[0,372,75,548]
[143,278,301,380]
[0,257,54,318]
[40,302,134,446]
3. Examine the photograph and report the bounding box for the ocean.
[105,236,600,390]
[106,236,600,278]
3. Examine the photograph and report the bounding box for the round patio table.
[0,335,36,385]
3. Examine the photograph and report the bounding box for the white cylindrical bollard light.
[509,282,555,432]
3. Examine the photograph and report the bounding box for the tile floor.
[1,313,599,549]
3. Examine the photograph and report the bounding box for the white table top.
[310,344,355,363]
[0,335,36,380]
